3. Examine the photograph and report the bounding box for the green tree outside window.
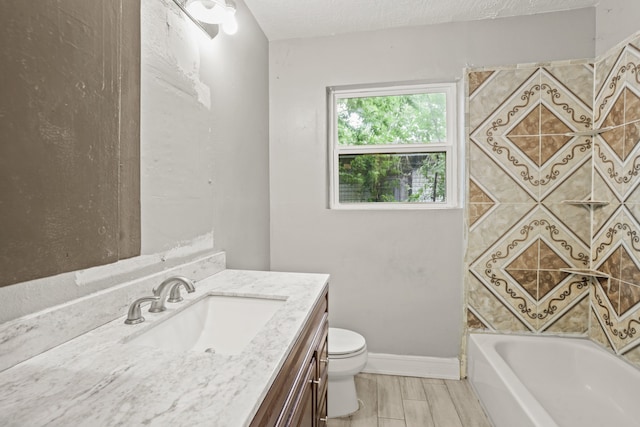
[336,93,448,203]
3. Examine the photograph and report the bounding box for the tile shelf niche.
[559,125,616,137]
[560,268,610,278]
[561,199,610,206]
[560,125,616,208]
[558,125,616,279]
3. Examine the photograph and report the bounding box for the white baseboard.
[362,352,460,380]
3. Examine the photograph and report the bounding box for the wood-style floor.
[327,373,493,427]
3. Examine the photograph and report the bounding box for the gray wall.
[596,0,640,56]
[0,0,270,323]
[142,0,270,270]
[269,8,596,357]
[209,2,270,270]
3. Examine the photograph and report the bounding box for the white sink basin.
[127,295,285,355]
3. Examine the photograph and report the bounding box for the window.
[328,82,457,209]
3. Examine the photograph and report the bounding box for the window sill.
[329,203,460,211]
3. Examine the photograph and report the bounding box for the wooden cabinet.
[250,286,328,427]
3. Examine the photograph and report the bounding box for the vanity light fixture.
[173,0,238,38]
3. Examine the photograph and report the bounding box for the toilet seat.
[329,327,366,357]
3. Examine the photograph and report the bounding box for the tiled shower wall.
[465,33,640,366]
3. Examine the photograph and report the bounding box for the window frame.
[327,82,458,210]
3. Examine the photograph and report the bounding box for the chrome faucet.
[124,296,160,325]
[149,276,195,313]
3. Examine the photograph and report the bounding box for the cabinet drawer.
[278,359,316,427]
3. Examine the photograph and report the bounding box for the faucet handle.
[149,276,195,312]
[124,296,160,325]
[168,278,196,303]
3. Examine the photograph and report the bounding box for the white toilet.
[327,327,368,418]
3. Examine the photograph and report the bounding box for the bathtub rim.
[467,332,559,427]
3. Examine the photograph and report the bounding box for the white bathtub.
[467,333,640,427]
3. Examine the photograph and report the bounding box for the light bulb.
[186,0,226,24]
[222,14,238,35]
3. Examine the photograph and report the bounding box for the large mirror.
[0,0,140,287]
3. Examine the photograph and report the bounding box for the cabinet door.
[316,324,328,424]
[317,396,327,427]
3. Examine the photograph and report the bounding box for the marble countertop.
[0,269,329,427]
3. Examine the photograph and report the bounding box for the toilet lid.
[329,327,366,355]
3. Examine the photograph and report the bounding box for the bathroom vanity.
[0,267,329,426]
[251,286,328,426]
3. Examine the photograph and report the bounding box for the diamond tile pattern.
[468,63,592,333]
[468,179,496,227]
[466,40,640,367]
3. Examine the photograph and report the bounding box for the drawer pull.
[310,378,321,385]
[320,358,329,364]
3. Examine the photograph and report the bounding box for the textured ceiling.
[242,0,597,41]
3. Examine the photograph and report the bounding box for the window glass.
[337,93,447,145]
[338,152,447,203]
